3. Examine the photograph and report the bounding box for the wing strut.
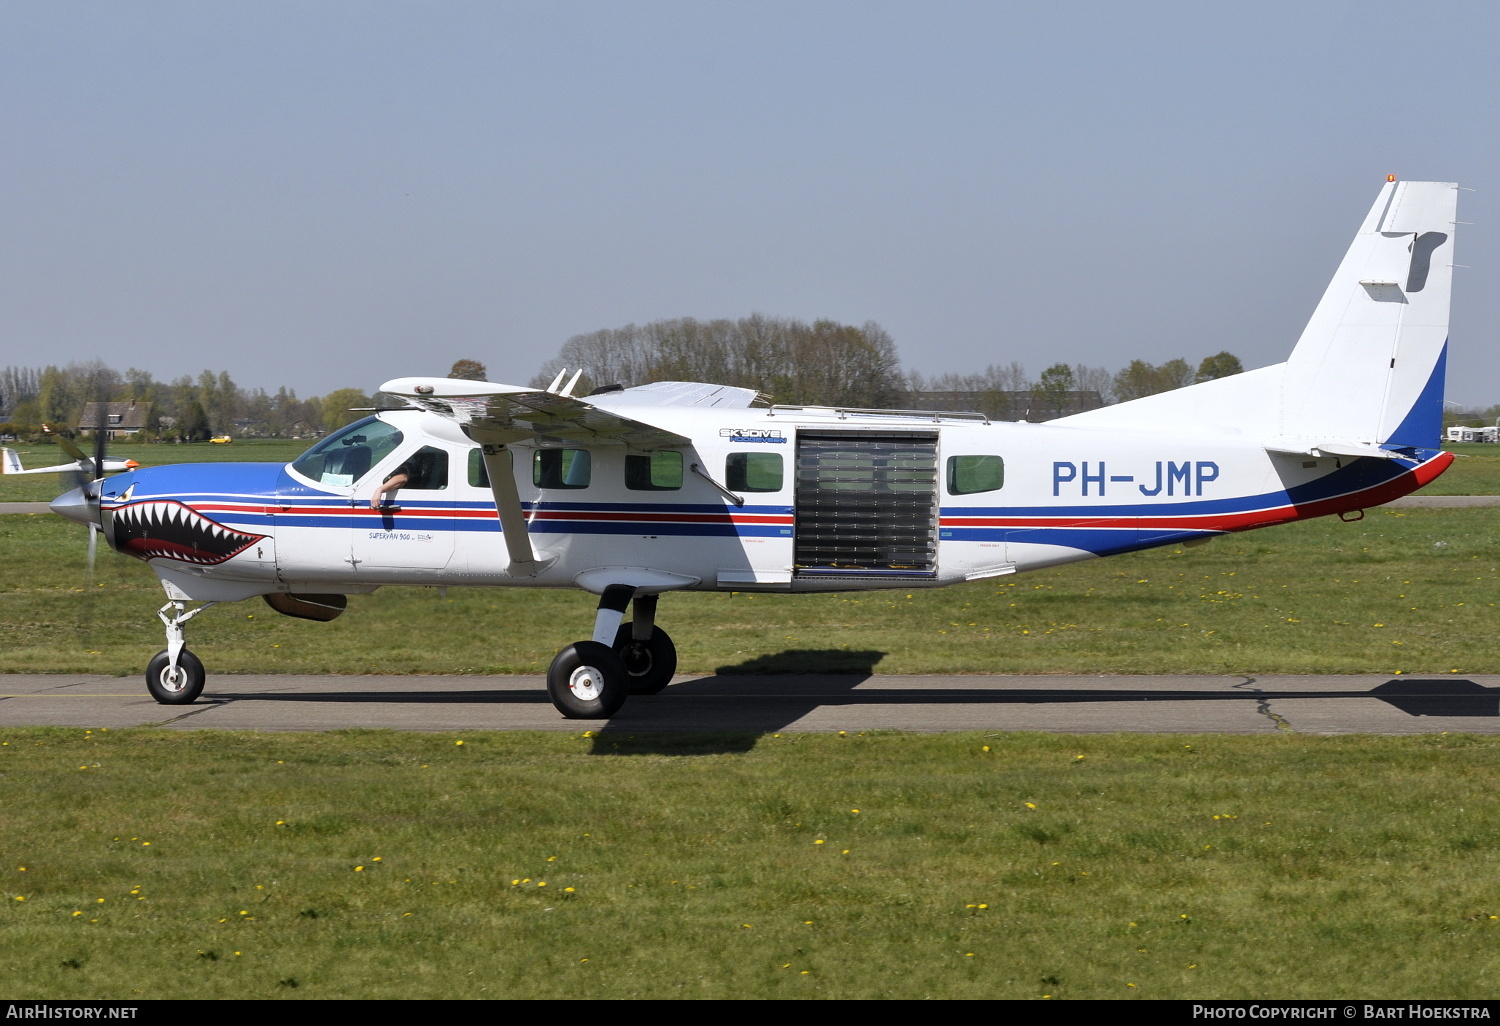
[478,444,550,576]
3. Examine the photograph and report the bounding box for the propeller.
[45,404,110,579]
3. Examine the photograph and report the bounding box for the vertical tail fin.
[1279,180,1457,451]
[1,448,21,475]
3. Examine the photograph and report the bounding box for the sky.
[3,1,1498,404]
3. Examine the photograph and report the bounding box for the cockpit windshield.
[290,416,404,487]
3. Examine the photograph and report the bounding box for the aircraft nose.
[50,485,99,528]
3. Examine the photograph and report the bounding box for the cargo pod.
[793,431,939,580]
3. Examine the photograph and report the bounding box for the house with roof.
[78,401,153,439]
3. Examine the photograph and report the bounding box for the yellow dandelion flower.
[814,839,824,845]
[355,866,364,872]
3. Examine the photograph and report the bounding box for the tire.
[612,623,677,695]
[146,649,206,705]
[547,641,629,719]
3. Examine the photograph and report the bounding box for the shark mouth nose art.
[111,500,265,565]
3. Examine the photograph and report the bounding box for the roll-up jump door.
[794,431,939,579]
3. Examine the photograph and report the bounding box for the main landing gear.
[546,586,677,719]
[147,599,215,704]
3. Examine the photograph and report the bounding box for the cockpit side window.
[291,417,405,487]
[394,446,449,490]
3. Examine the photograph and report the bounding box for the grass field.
[3,505,1499,676]
[1417,443,1500,494]
[2,728,1496,1000]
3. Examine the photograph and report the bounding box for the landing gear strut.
[546,586,676,718]
[146,599,214,705]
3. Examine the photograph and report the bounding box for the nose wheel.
[146,648,206,704]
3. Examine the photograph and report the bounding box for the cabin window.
[625,451,683,491]
[946,454,1004,495]
[726,452,783,492]
[391,446,449,490]
[534,449,592,489]
[291,416,404,487]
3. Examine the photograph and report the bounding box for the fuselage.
[90,405,1451,603]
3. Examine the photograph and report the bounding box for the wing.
[379,377,691,449]
[589,380,764,409]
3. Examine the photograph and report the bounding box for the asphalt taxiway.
[2,672,1497,734]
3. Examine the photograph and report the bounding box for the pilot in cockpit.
[370,446,448,509]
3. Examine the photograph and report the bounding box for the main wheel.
[612,623,677,695]
[547,641,629,719]
[146,649,206,705]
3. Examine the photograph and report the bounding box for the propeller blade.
[86,523,98,582]
[93,404,108,482]
[43,424,91,468]
[60,467,87,498]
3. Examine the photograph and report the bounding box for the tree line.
[531,314,1243,420]
[532,315,905,409]
[0,363,369,442]
[0,319,1246,442]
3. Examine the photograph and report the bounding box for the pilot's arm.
[371,466,411,509]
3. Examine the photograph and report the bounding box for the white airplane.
[51,178,1460,718]
[3,439,139,477]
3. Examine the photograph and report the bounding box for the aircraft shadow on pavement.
[201,666,1500,757]
[1366,679,1500,718]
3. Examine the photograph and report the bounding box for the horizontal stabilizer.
[1263,440,1405,461]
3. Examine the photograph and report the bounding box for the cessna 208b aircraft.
[50,178,1461,718]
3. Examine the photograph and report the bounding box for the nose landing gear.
[147,599,215,705]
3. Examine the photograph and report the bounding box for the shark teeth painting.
[110,500,265,566]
